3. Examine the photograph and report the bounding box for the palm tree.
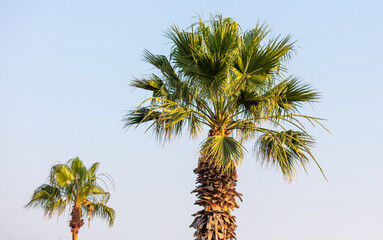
[124,15,327,240]
[25,157,115,240]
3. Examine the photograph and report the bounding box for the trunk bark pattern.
[190,130,242,240]
[69,203,84,240]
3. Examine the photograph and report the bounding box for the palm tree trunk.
[190,154,242,240]
[72,231,78,240]
[69,203,84,240]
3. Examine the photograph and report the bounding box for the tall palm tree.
[124,15,327,240]
[25,157,115,240]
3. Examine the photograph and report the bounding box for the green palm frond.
[201,134,246,172]
[256,129,325,182]
[123,107,161,128]
[260,76,320,116]
[51,164,74,187]
[25,184,67,217]
[167,16,239,93]
[130,74,169,99]
[126,97,208,141]
[69,157,87,182]
[143,49,181,87]
[130,76,162,92]
[87,162,99,181]
[236,76,320,121]
[84,202,115,227]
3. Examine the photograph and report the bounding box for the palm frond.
[262,76,320,113]
[256,129,324,182]
[51,164,75,187]
[201,134,246,172]
[236,76,320,121]
[123,107,161,128]
[130,74,169,99]
[234,30,295,91]
[25,184,67,217]
[143,49,181,87]
[85,202,116,227]
[167,15,239,93]
[87,162,100,182]
[68,157,87,182]
[130,76,162,92]
[125,97,209,142]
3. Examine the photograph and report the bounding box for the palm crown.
[125,15,326,181]
[26,157,115,228]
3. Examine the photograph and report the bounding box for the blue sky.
[1,0,383,239]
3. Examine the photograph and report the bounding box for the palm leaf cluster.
[125,15,326,181]
[25,157,115,227]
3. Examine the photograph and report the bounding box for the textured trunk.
[69,203,84,240]
[72,231,78,240]
[190,131,242,240]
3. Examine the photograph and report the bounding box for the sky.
[1,0,383,239]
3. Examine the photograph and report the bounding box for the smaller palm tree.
[25,157,115,240]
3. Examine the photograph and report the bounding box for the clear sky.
[1,0,383,239]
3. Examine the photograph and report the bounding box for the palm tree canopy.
[124,15,327,181]
[26,157,115,226]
